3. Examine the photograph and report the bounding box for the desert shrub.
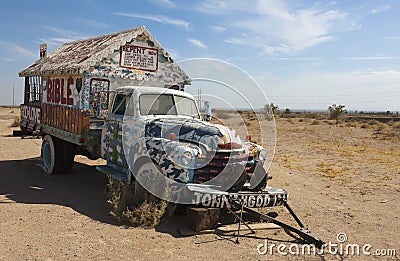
[306,113,319,120]
[368,120,379,126]
[10,115,21,127]
[214,110,231,119]
[106,176,171,228]
[328,104,346,122]
[323,120,335,126]
[393,122,400,129]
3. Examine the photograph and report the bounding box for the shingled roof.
[19,26,181,77]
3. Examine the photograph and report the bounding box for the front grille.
[192,151,248,182]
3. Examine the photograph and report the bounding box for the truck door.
[101,92,132,167]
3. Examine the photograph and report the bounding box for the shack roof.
[19,26,187,79]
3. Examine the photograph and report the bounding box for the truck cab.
[98,86,268,192]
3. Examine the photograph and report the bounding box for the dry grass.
[310,119,321,125]
[10,115,21,127]
[213,110,232,120]
[106,176,170,228]
[316,162,348,178]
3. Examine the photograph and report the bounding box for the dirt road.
[0,108,399,260]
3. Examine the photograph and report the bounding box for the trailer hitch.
[231,199,325,249]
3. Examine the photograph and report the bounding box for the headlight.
[181,151,193,166]
[258,149,267,161]
[173,145,195,167]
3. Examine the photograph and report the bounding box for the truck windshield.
[139,94,200,118]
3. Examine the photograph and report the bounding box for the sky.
[0,0,399,111]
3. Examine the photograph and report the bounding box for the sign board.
[21,105,41,124]
[119,45,158,72]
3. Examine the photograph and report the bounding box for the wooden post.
[186,207,220,232]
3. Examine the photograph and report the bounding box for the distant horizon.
[1,1,399,112]
[1,104,398,115]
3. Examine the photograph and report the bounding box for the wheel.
[41,135,75,174]
[41,135,63,174]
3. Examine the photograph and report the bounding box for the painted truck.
[18,26,267,191]
[18,26,323,247]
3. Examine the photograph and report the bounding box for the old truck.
[18,26,323,247]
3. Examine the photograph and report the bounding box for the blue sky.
[0,0,399,111]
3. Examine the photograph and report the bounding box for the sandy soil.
[0,107,399,260]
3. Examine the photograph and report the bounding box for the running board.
[96,165,128,182]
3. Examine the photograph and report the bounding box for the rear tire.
[41,135,75,174]
[41,135,63,175]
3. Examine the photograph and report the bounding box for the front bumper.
[188,184,287,209]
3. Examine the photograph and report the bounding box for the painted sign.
[192,191,287,209]
[21,105,41,124]
[119,45,158,72]
[44,76,82,107]
[46,77,74,105]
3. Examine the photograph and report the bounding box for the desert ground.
[0,107,399,260]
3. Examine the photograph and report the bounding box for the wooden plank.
[76,109,80,134]
[40,104,91,135]
[216,222,280,232]
[66,109,70,133]
[82,111,90,134]
[61,106,64,131]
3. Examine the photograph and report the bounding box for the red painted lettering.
[54,79,61,103]
[67,77,74,105]
[46,77,75,106]
[47,79,53,103]
[61,78,67,104]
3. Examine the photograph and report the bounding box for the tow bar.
[230,199,325,249]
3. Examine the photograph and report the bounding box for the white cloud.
[43,26,88,39]
[39,26,91,49]
[187,38,207,48]
[114,12,190,30]
[197,0,250,14]
[11,44,36,57]
[340,56,400,60]
[1,58,14,62]
[384,36,400,40]
[210,26,227,33]
[0,41,35,57]
[75,18,110,29]
[0,41,36,62]
[149,0,176,8]
[197,0,359,55]
[369,4,390,14]
[224,38,246,45]
[165,48,180,60]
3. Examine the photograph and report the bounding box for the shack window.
[24,76,42,106]
[89,78,110,116]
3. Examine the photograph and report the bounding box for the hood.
[144,117,242,150]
